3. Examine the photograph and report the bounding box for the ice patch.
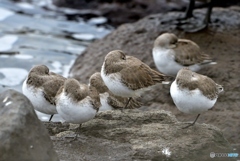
[72,33,95,41]
[15,54,33,59]
[62,60,74,77]
[0,54,32,59]
[0,35,18,51]
[66,46,85,54]
[88,17,107,25]
[0,55,10,58]
[37,0,53,7]
[0,8,14,21]
[16,2,35,9]
[51,61,62,74]
[0,68,28,86]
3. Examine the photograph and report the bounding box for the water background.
[0,0,112,121]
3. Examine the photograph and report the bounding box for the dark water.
[0,0,111,121]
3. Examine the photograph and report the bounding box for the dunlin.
[89,72,141,111]
[170,68,223,128]
[22,65,66,121]
[152,33,215,76]
[55,78,100,137]
[101,50,169,108]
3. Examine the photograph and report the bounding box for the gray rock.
[49,110,233,161]
[69,7,240,144]
[0,89,59,161]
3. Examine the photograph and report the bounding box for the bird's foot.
[177,23,208,33]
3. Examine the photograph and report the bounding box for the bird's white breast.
[22,79,57,114]
[101,64,137,97]
[56,92,97,124]
[152,48,201,76]
[170,80,217,114]
[99,92,114,111]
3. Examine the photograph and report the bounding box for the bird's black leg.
[71,124,82,141]
[203,0,213,25]
[185,0,196,19]
[182,114,201,129]
[121,97,132,113]
[161,0,196,25]
[49,114,54,122]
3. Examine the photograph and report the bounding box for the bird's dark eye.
[171,39,177,44]
[121,55,126,60]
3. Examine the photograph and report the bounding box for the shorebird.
[170,68,223,128]
[89,72,141,111]
[152,33,215,76]
[22,65,66,121]
[101,50,169,108]
[55,78,100,138]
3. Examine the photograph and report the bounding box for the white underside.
[22,79,57,114]
[170,80,217,114]
[101,63,149,98]
[99,92,114,112]
[56,92,97,124]
[152,48,202,76]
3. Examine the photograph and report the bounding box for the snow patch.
[0,68,28,86]
[0,35,18,51]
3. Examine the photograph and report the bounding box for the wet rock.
[0,89,59,161]
[50,110,233,161]
[69,7,240,144]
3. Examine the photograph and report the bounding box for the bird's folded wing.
[120,63,166,90]
[174,39,212,66]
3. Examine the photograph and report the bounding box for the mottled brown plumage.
[88,85,101,111]
[154,33,212,66]
[174,39,212,66]
[176,68,223,100]
[104,50,168,91]
[26,65,66,104]
[22,65,67,121]
[89,72,109,94]
[59,78,101,111]
[89,72,141,109]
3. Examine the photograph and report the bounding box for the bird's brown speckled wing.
[196,75,219,100]
[174,39,212,66]
[120,62,167,90]
[89,86,101,111]
[178,74,219,100]
[42,79,65,104]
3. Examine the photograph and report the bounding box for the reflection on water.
[0,0,112,121]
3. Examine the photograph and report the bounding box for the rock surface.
[69,6,240,144]
[46,110,233,161]
[0,89,59,161]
